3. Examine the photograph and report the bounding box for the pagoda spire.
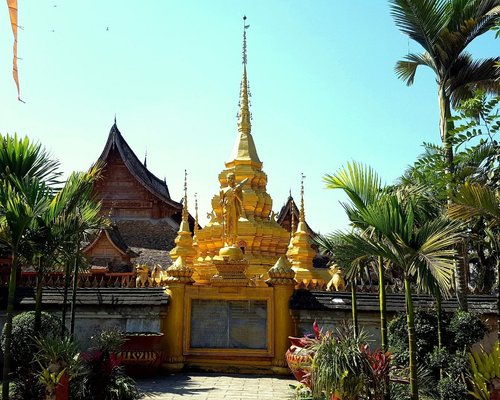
[238,16,251,135]
[193,192,199,239]
[182,169,188,222]
[227,16,261,167]
[169,170,196,266]
[287,174,315,279]
[299,173,306,224]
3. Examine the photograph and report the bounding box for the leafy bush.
[308,325,372,400]
[1,311,61,370]
[438,376,467,400]
[388,309,487,366]
[389,309,488,400]
[449,310,488,350]
[81,328,140,400]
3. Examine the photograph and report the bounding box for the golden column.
[162,256,194,371]
[266,256,296,373]
[163,173,196,371]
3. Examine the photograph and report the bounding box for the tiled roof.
[99,124,182,210]
[289,290,497,314]
[84,225,139,258]
[0,287,169,308]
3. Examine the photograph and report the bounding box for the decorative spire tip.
[300,173,306,223]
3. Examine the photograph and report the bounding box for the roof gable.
[277,195,316,235]
[98,124,181,210]
[83,225,139,258]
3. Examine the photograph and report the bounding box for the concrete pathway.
[138,372,296,400]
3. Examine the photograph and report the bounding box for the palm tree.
[333,195,462,400]
[0,134,59,400]
[323,162,390,352]
[314,233,364,337]
[449,182,500,339]
[0,179,52,400]
[390,0,500,309]
[29,165,104,332]
[54,169,107,336]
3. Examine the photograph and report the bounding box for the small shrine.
[161,17,331,374]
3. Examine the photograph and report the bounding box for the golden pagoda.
[287,175,331,285]
[194,19,289,279]
[169,170,196,266]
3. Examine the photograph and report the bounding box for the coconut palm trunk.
[70,241,79,337]
[34,271,44,331]
[351,278,358,338]
[404,276,418,400]
[61,260,71,337]
[378,256,388,352]
[2,256,19,400]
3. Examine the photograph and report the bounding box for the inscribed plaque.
[190,300,267,349]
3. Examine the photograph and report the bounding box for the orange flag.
[6,0,22,102]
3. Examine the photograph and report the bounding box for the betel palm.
[0,178,51,400]
[449,182,500,339]
[0,134,60,400]
[390,0,500,309]
[333,194,462,400]
[323,162,390,352]
[54,169,108,336]
[29,165,104,332]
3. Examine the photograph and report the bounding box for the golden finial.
[300,173,306,223]
[290,197,296,236]
[182,169,188,221]
[194,192,199,237]
[242,15,249,65]
[237,16,251,135]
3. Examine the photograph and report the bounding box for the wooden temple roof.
[277,195,315,235]
[83,225,139,258]
[99,123,182,210]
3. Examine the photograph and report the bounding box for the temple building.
[93,123,191,250]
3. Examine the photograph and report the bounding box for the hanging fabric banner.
[6,0,22,102]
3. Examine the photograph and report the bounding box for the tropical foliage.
[390,0,500,311]
[0,134,106,398]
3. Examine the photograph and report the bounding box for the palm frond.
[390,0,449,55]
[323,161,383,212]
[448,55,500,106]
[395,52,436,85]
[0,134,61,186]
[449,182,500,225]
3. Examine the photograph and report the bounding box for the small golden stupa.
[287,175,330,285]
[169,170,196,267]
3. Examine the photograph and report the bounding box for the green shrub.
[1,311,61,370]
[437,376,466,400]
[388,309,487,366]
[389,309,488,400]
[449,310,488,350]
[82,328,140,400]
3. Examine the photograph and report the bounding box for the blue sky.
[0,1,497,233]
